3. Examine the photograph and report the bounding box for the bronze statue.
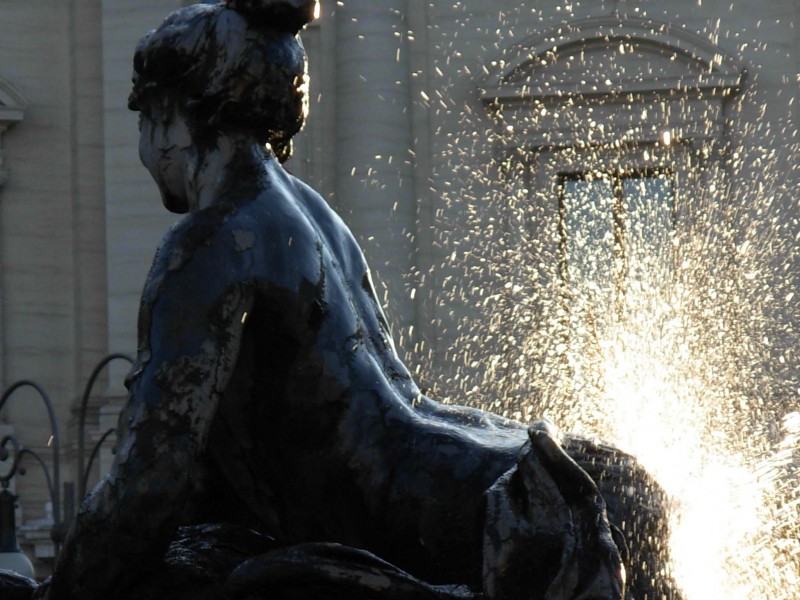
[36,2,677,598]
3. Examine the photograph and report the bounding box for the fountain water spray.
[423,128,800,599]
[344,4,799,597]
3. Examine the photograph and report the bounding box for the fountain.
[436,164,800,598]
[0,2,793,600]
[3,2,683,599]
[418,10,800,598]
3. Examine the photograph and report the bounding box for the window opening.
[558,169,675,309]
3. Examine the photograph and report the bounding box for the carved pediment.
[481,16,744,104]
[0,76,27,186]
[480,16,745,149]
[0,75,27,127]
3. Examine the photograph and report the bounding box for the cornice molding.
[480,16,745,105]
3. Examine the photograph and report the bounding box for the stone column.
[334,0,417,351]
[0,78,27,391]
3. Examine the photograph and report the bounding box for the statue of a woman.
[43,2,674,599]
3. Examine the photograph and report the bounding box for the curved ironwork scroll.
[77,353,133,500]
[0,380,61,546]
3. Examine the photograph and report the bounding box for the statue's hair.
[128,1,315,162]
[226,0,317,31]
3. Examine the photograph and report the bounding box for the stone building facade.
[0,0,796,576]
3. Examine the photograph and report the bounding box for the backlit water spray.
[340,3,800,597]
[426,144,800,599]
[425,132,800,598]
[406,27,796,600]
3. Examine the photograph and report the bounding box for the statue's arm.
[49,224,255,600]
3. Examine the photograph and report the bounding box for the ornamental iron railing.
[0,353,133,561]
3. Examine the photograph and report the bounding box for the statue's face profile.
[138,106,193,214]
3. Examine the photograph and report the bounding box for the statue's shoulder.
[145,202,244,281]
[281,172,370,270]
[216,190,326,292]
[283,173,348,234]
[141,203,245,305]
[142,196,322,312]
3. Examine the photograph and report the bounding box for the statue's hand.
[483,419,625,600]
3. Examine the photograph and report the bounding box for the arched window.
[480,15,744,314]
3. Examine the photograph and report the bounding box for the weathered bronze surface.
[29,2,677,599]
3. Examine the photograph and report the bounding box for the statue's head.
[128,0,316,164]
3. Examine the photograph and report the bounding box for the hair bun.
[225,0,317,33]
